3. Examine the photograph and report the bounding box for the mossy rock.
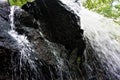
[8,0,34,6]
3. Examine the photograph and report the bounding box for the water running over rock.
[81,8,120,80]
[5,2,84,79]
[59,0,120,79]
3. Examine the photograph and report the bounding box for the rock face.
[0,2,10,21]
[0,0,86,80]
[22,0,85,56]
[0,15,19,80]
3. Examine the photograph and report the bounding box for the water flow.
[60,0,120,79]
[81,8,120,79]
[8,6,42,80]
[38,24,72,80]
[8,0,120,79]
[8,6,73,80]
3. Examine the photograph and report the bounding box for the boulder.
[0,15,67,80]
[0,0,86,79]
[22,0,86,57]
[13,6,83,80]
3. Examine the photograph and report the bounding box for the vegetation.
[83,0,120,24]
[8,0,34,6]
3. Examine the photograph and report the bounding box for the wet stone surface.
[0,1,86,80]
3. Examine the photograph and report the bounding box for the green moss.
[8,0,34,7]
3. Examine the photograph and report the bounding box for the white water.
[60,0,120,79]
[8,0,120,79]
[81,7,120,78]
[8,6,39,79]
[38,31,64,68]
[8,6,71,80]
[38,25,70,80]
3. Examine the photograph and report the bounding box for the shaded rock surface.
[0,2,10,21]
[0,16,19,80]
[0,0,86,80]
[22,0,85,55]
[14,9,80,80]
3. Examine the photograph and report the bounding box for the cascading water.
[60,0,120,79]
[81,8,120,80]
[38,30,70,80]
[8,5,80,80]
[8,6,42,80]
[7,0,120,80]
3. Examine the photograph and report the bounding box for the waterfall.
[8,5,79,80]
[60,0,120,79]
[9,6,37,71]
[8,6,44,80]
[81,8,120,79]
[7,0,120,80]
[38,30,68,80]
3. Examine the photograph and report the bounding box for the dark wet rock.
[0,16,18,49]
[0,47,13,80]
[0,16,20,80]
[0,16,10,31]
[13,7,83,80]
[0,0,86,80]
[13,0,86,79]
[13,6,83,65]
[14,8,38,29]
[81,38,120,80]
[22,0,86,57]
[0,16,68,80]
[0,2,10,21]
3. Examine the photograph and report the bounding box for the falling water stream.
[81,7,120,80]
[60,0,120,79]
[6,0,120,80]
[8,6,41,80]
[8,5,75,80]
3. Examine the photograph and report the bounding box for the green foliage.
[83,0,120,19]
[8,0,34,6]
[84,0,112,9]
